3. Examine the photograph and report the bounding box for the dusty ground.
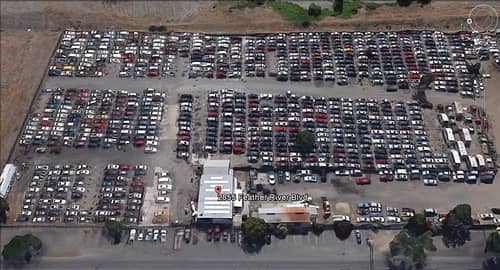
[1,1,499,33]
[0,30,60,166]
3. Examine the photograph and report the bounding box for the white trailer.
[462,128,472,147]
[456,141,468,159]
[449,149,461,168]
[0,164,16,198]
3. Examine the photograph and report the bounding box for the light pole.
[366,237,374,270]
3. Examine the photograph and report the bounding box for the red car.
[134,140,145,147]
[119,164,131,170]
[380,174,394,182]
[355,177,371,185]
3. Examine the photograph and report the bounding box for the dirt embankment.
[0,30,60,166]
[1,1,499,33]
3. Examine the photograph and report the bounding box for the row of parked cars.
[19,88,164,153]
[355,202,412,224]
[437,102,497,184]
[118,33,178,78]
[48,30,496,86]
[49,30,106,77]
[244,36,266,77]
[205,89,247,154]
[201,91,445,181]
[96,164,148,224]
[50,30,181,78]
[177,94,193,159]
[188,34,243,79]
[17,164,92,223]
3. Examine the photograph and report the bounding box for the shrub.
[308,3,322,17]
[397,0,413,7]
[148,25,158,32]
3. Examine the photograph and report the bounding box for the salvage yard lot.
[6,72,500,225]
[4,29,500,227]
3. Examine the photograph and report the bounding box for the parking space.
[141,167,173,226]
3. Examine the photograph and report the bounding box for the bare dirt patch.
[0,30,60,166]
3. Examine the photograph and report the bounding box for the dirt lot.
[0,30,60,166]
[2,1,499,33]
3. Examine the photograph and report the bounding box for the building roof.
[197,160,234,220]
[258,205,317,224]
[203,160,230,175]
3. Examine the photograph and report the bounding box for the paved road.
[13,255,484,270]
[0,227,489,270]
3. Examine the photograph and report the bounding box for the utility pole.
[366,237,374,270]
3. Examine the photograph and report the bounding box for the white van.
[129,229,136,243]
[158,177,171,183]
[156,196,170,204]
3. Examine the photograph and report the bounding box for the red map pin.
[214,185,222,195]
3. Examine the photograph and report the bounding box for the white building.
[196,160,237,224]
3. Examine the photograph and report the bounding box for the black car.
[264,234,271,245]
[230,230,236,243]
[355,230,362,244]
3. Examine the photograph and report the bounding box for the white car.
[332,215,351,222]
[268,174,276,185]
[370,216,385,223]
[387,216,401,223]
[356,216,370,223]
[423,179,438,186]
[76,170,90,175]
[146,140,158,146]
[480,213,495,220]
[156,196,170,204]
[424,208,438,216]
[145,146,158,153]
[157,184,172,191]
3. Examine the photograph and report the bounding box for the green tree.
[274,223,288,239]
[295,130,315,154]
[0,196,10,223]
[148,25,158,32]
[389,231,436,268]
[397,0,413,7]
[104,220,123,244]
[241,217,268,244]
[441,204,472,248]
[416,0,431,5]
[250,0,265,5]
[2,234,42,263]
[157,25,167,32]
[312,222,325,235]
[333,0,343,13]
[333,220,353,240]
[308,3,322,17]
[486,232,500,253]
[405,213,429,236]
